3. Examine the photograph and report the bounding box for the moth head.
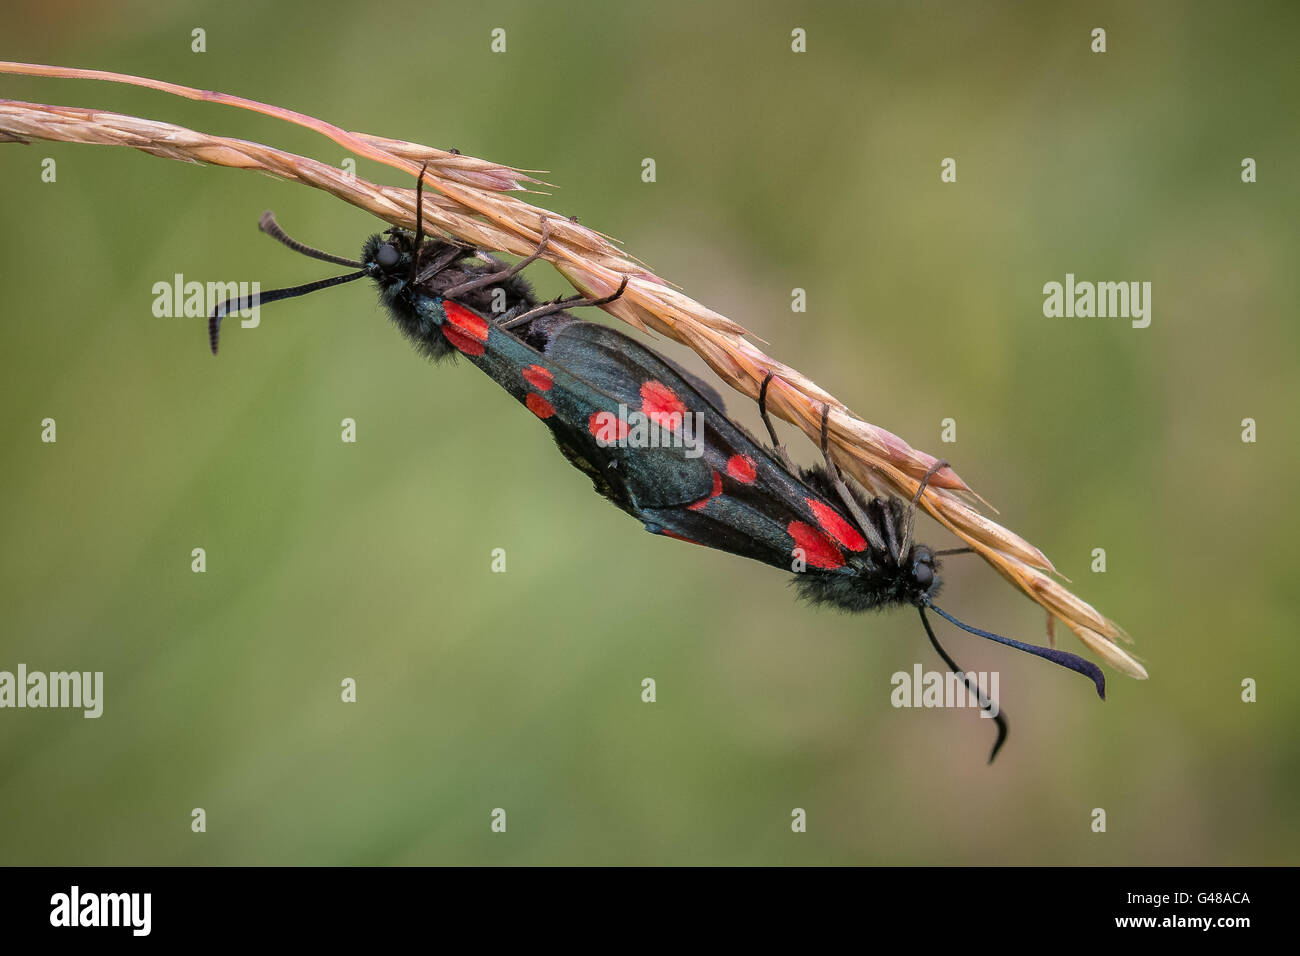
[905,543,941,604]
[362,230,416,287]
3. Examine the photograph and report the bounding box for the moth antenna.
[934,547,976,557]
[208,271,367,354]
[926,602,1106,700]
[258,212,363,268]
[918,607,1008,762]
[899,458,949,562]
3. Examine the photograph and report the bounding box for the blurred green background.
[1,0,1296,865]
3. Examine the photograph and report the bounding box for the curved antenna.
[258,212,363,268]
[927,602,1106,700]
[918,607,1008,763]
[208,271,367,354]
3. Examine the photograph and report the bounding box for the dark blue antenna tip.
[928,604,1106,700]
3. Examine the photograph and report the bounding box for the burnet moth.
[208,171,1105,761]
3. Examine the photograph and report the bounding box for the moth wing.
[464,310,717,510]
[543,323,863,569]
[455,303,864,570]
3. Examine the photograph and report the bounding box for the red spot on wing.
[523,365,553,391]
[726,455,757,484]
[806,499,867,552]
[525,393,555,419]
[787,521,846,570]
[687,470,723,511]
[588,411,629,443]
[442,301,490,357]
[442,326,485,357]
[640,380,686,430]
[661,528,705,547]
[443,302,490,341]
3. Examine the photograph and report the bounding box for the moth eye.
[377,244,400,269]
[913,562,934,588]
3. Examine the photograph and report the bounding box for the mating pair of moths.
[209,173,1107,761]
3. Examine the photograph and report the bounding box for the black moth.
[209,173,1106,761]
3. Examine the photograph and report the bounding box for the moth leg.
[498,296,577,330]
[574,275,630,308]
[879,498,902,564]
[441,219,554,299]
[898,457,950,561]
[414,243,469,286]
[758,371,797,472]
[818,405,889,554]
[409,162,430,284]
[500,277,629,331]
